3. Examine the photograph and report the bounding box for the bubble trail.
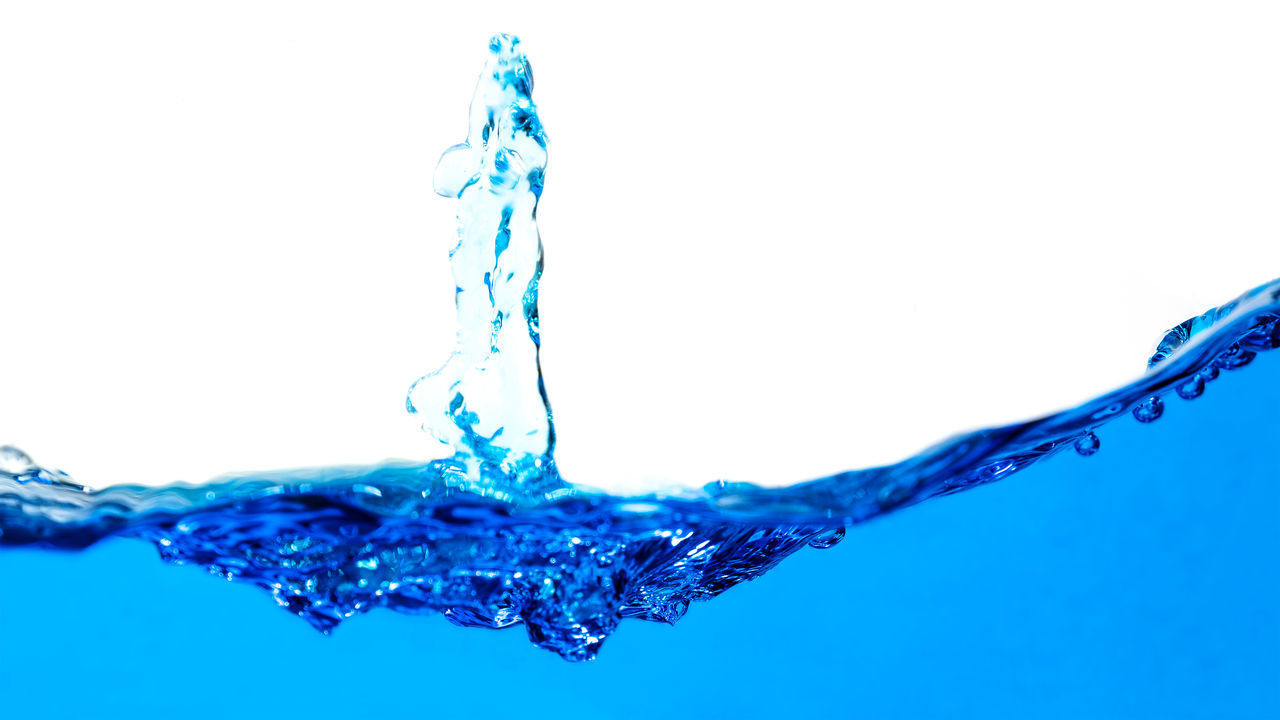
[2,35,1278,660]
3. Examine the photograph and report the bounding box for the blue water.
[2,35,1278,717]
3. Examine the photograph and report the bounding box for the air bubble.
[1132,396,1164,423]
[1214,343,1256,370]
[807,527,846,549]
[1074,433,1101,457]
[1176,376,1205,400]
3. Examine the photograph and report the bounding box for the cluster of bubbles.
[1074,309,1278,457]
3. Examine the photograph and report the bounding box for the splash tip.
[488,33,522,55]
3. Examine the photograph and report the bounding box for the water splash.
[2,35,1278,661]
[405,35,558,495]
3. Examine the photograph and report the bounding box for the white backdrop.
[2,2,1278,492]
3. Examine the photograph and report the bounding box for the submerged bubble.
[1132,396,1165,423]
[1240,315,1280,351]
[1215,344,1256,371]
[1176,375,1206,400]
[1074,433,1101,457]
[807,527,846,548]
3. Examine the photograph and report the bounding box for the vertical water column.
[407,35,557,489]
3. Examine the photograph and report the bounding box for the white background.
[2,2,1278,492]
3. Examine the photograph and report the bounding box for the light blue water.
[2,35,1278,715]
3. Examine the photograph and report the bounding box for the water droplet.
[1132,396,1164,423]
[1074,433,1101,457]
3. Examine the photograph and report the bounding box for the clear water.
[2,34,1278,698]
